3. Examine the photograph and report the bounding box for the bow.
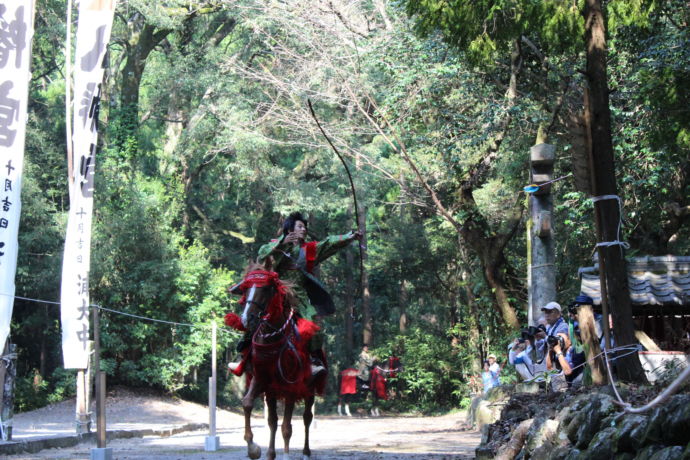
[307,99,365,316]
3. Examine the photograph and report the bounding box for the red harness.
[238,270,287,319]
[226,269,323,401]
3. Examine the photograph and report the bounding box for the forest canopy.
[10,0,689,411]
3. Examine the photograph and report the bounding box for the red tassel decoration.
[224,312,247,331]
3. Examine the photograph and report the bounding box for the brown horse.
[226,267,320,460]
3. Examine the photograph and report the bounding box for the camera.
[519,325,540,343]
[547,335,565,349]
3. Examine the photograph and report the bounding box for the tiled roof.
[579,256,690,315]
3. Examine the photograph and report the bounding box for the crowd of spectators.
[469,294,617,395]
[504,295,604,392]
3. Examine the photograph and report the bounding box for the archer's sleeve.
[315,232,355,263]
[257,236,286,264]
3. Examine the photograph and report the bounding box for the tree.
[583,0,647,383]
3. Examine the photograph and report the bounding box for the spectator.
[569,295,602,338]
[536,302,568,360]
[545,332,586,391]
[357,344,374,390]
[487,354,501,387]
[508,334,547,381]
[481,360,499,394]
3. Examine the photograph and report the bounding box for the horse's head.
[229,266,290,331]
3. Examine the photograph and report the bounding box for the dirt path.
[16,414,478,459]
[7,389,479,459]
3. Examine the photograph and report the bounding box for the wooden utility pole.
[583,0,646,382]
[92,306,112,460]
[0,341,17,441]
[528,143,556,326]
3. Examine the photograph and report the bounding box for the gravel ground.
[6,388,480,459]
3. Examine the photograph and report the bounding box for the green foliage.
[12,0,689,415]
[14,368,77,412]
[402,0,583,65]
[375,328,469,412]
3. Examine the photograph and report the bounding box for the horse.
[225,266,322,460]
[337,356,402,417]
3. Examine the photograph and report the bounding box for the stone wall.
[474,386,690,459]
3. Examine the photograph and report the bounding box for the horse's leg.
[266,396,278,460]
[242,379,262,459]
[281,400,294,460]
[302,394,315,459]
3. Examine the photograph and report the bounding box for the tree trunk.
[399,278,409,333]
[584,0,647,382]
[461,246,482,376]
[118,15,171,150]
[578,304,607,385]
[359,207,372,347]
[583,0,646,383]
[40,305,48,377]
[344,205,356,362]
[461,190,523,330]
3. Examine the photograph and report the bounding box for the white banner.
[0,1,36,352]
[60,0,116,369]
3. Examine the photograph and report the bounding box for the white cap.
[542,301,562,312]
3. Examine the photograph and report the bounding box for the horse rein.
[256,308,295,340]
[252,308,303,385]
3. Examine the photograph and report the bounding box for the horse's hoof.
[248,442,261,459]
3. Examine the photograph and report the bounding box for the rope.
[0,292,237,335]
[255,309,295,340]
[528,344,640,382]
[0,417,11,441]
[92,304,198,329]
[530,263,555,270]
[590,194,630,251]
[538,342,690,413]
[602,346,690,413]
[75,413,93,426]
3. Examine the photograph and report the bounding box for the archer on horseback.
[230,211,362,380]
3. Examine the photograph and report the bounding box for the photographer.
[545,332,586,391]
[535,302,568,361]
[508,325,547,381]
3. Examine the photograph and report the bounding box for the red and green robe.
[257,232,356,320]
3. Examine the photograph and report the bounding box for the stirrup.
[310,356,326,378]
[228,359,245,376]
[311,363,326,377]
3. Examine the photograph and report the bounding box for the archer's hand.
[283,231,303,245]
[351,230,363,241]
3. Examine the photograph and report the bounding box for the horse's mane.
[242,260,298,310]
